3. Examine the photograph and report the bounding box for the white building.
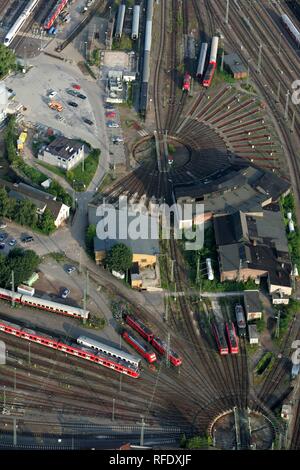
[38,136,84,171]
[0,82,8,124]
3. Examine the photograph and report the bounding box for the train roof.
[77,336,140,365]
[21,294,89,318]
[127,315,153,335]
[124,331,150,353]
[0,287,22,299]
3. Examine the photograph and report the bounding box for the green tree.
[86,224,96,256]
[0,44,16,78]
[38,208,56,234]
[106,243,133,273]
[14,200,37,226]
[6,248,39,287]
[0,187,9,217]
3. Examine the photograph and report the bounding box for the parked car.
[67,266,76,274]
[111,136,123,143]
[104,104,114,110]
[22,236,34,243]
[61,288,70,299]
[67,89,78,97]
[72,84,81,90]
[107,121,119,128]
[0,233,7,242]
[67,101,78,108]
[83,118,93,126]
[9,239,17,247]
[106,111,116,118]
[48,90,57,98]
[77,93,86,100]
[0,243,5,250]
[0,220,7,229]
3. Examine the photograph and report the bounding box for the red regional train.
[44,0,69,30]
[226,322,239,354]
[122,330,157,363]
[0,319,140,378]
[182,72,191,92]
[124,314,182,366]
[0,287,89,320]
[213,322,229,355]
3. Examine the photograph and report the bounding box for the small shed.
[248,324,259,345]
[281,404,292,421]
[244,290,262,320]
[224,53,248,79]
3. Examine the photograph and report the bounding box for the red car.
[106,111,116,118]
[72,84,81,90]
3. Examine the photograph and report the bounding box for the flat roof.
[244,290,261,313]
[224,53,247,73]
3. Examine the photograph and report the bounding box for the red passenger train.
[151,336,182,366]
[226,322,239,354]
[122,330,157,363]
[44,0,69,30]
[0,319,140,378]
[124,314,182,366]
[213,322,229,355]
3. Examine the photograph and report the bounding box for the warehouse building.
[38,136,84,171]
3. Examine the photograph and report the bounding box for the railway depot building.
[214,208,292,298]
[38,136,84,171]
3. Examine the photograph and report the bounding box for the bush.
[106,243,132,274]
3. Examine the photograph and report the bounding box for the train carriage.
[226,322,239,354]
[182,72,191,92]
[235,304,246,337]
[124,314,154,342]
[213,322,228,355]
[122,330,157,363]
[151,336,182,366]
[4,0,40,46]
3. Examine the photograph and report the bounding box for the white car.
[48,90,57,98]
[111,136,123,143]
[107,121,119,128]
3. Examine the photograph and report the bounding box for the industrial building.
[248,324,259,345]
[223,53,248,79]
[244,290,262,320]
[38,136,84,171]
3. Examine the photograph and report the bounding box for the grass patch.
[255,352,274,375]
[280,192,300,271]
[66,149,100,191]
[82,314,106,330]
[37,161,66,179]
[97,172,116,193]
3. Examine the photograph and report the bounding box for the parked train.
[132,5,141,40]
[235,304,246,337]
[281,13,300,46]
[213,322,228,355]
[122,330,157,363]
[196,42,208,78]
[124,314,182,366]
[213,321,239,355]
[44,0,69,30]
[203,36,219,88]
[182,72,192,92]
[226,322,239,354]
[140,0,154,114]
[0,287,89,320]
[0,320,140,378]
[77,335,140,368]
[115,4,126,39]
[4,0,40,46]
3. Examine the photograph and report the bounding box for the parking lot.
[5,54,107,151]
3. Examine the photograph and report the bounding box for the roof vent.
[69,147,73,153]
[65,146,69,151]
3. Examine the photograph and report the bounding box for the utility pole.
[3,385,6,412]
[86,270,89,297]
[11,270,15,308]
[257,43,262,73]
[119,373,122,392]
[220,50,224,72]
[196,257,200,286]
[276,81,281,103]
[140,416,145,446]
[276,310,281,338]
[225,0,229,24]
[291,110,295,132]
[284,90,290,121]
[170,260,175,283]
[13,417,17,446]
[278,33,282,55]
[165,332,171,368]
[28,342,31,366]
[14,368,16,392]
[112,398,115,421]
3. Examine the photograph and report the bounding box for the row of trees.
[0,187,56,234]
[0,44,16,79]
[0,248,39,289]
